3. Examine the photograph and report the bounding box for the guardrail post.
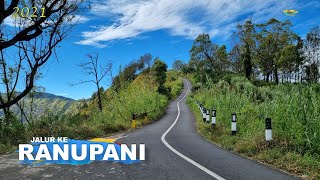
[211,108,216,127]
[206,109,210,123]
[131,114,136,129]
[231,113,237,135]
[265,118,272,141]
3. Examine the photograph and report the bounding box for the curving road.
[0,79,299,180]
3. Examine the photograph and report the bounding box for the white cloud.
[3,16,34,27]
[3,16,16,27]
[77,0,312,47]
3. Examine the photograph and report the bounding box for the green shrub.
[0,114,28,145]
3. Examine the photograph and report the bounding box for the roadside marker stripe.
[161,80,225,180]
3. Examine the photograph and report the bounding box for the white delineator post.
[202,108,206,122]
[211,109,216,127]
[206,109,210,123]
[231,113,237,135]
[265,118,272,141]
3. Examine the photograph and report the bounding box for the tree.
[0,0,83,116]
[216,45,230,73]
[112,58,146,91]
[139,53,153,69]
[254,18,297,83]
[305,63,319,83]
[172,60,185,71]
[296,37,305,82]
[236,20,256,80]
[74,53,112,112]
[189,33,217,83]
[254,32,275,82]
[279,44,300,82]
[153,58,167,95]
[229,45,243,73]
[304,26,320,82]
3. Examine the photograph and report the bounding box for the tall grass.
[189,76,320,179]
[0,71,183,154]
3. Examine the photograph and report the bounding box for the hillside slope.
[0,93,84,121]
[0,70,183,154]
[188,75,320,179]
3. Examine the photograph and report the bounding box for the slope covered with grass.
[188,76,320,179]
[0,70,183,154]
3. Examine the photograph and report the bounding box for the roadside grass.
[0,144,16,154]
[0,71,183,154]
[187,76,320,180]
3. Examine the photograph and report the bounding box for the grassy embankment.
[187,76,320,179]
[0,71,183,154]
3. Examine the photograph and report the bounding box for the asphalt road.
[0,79,299,180]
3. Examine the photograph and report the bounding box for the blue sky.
[4,0,320,99]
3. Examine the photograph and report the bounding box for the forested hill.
[0,92,84,121]
[32,92,75,101]
[0,56,183,155]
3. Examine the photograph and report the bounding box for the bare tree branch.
[73,52,113,112]
[0,0,85,111]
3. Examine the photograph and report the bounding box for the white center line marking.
[161,80,225,180]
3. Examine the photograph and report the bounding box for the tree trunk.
[266,73,270,82]
[245,57,252,80]
[274,66,279,84]
[96,83,103,112]
[244,45,252,80]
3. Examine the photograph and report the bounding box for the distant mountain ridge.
[1,92,84,120]
[32,92,75,101]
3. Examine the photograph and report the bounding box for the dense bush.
[0,115,28,145]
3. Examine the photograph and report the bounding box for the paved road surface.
[0,79,299,180]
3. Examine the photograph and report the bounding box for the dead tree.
[73,53,112,112]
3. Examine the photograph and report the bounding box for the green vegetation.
[0,58,183,154]
[7,95,83,121]
[188,76,320,179]
[176,19,319,85]
[179,18,320,179]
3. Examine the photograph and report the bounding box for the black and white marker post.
[202,108,207,122]
[231,113,237,135]
[265,118,272,141]
[211,108,216,127]
[206,109,210,123]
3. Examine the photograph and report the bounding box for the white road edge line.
[161,80,225,180]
